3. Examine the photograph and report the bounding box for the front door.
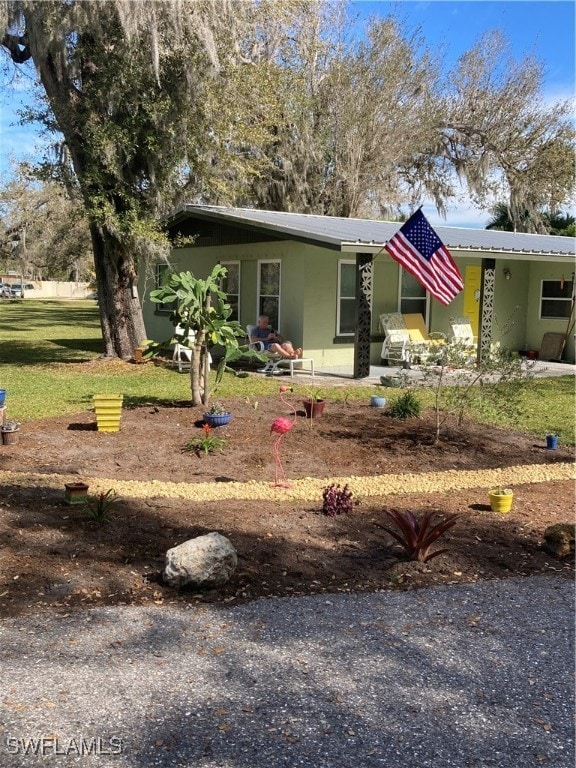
[463,265,481,337]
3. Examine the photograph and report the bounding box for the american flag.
[385,209,464,306]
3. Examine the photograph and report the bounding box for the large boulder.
[164,532,237,589]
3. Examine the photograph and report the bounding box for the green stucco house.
[141,205,576,373]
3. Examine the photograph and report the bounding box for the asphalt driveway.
[1,574,574,768]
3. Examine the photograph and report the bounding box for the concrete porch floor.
[311,359,575,387]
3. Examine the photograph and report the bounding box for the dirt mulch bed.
[0,395,573,617]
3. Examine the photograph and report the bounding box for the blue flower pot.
[370,395,387,408]
[203,412,232,427]
[546,434,558,450]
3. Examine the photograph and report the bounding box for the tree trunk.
[3,9,150,360]
[190,342,205,407]
[90,223,147,358]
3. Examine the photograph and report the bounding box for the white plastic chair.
[172,325,212,372]
[379,313,412,366]
[449,317,477,350]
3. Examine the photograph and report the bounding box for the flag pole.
[372,207,422,261]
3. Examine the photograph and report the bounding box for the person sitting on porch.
[250,315,303,360]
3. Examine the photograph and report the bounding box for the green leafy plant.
[380,509,460,562]
[185,423,227,455]
[85,489,120,523]
[388,391,422,419]
[150,265,250,407]
[322,483,354,516]
[304,388,324,403]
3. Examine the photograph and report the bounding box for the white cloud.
[423,201,491,230]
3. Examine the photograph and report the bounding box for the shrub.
[322,483,354,516]
[388,391,422,419]
[380,508,459,562]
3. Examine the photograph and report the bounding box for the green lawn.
[0,300,574,444]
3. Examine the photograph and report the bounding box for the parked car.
[9,283,35,298]
[0,283,11,298]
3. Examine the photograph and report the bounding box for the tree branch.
[2,33,32,64]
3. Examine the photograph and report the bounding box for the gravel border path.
[1,575,573,768]
[1,461,574,501]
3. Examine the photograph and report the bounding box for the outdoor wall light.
[503,268,512,280]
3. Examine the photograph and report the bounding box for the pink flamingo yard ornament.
[270,386,297,487]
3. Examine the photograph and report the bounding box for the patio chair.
[449,317,477,350]
[172,325,212,373]
[379,313,412,366]
[402,313,446,363]
[247,324,315,377]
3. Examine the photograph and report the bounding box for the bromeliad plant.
[86,489,121,524]
[185,423,227,456]
[380,509,460,562]
[322,483,354,516]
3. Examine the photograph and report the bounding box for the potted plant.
[488,486,514,514]
[370,395,387,408]
[203,402,232,427]
[545,432,559,450]
[64,482,90,505]
[93,394,124,432]
[302,389,325,419]
[380,374,406,388]
[1,420,20,445]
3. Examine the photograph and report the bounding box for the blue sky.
[1,0,574,228]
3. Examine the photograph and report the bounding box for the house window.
[337,260,356,336]
[155,263,177,313]
[258,260,280,329]
[399,269,428,320]
[540,279,574,319]
[220,261,240,322]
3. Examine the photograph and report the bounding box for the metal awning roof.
[171,204,576,260]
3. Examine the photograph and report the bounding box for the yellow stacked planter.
[93,394,124,432]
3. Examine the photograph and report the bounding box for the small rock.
[543,523,575,558]
[164,532,237,588]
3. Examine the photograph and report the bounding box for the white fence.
[6,281,92,299]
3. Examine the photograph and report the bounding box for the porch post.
[478,258,496,362]
[353,252,373,378]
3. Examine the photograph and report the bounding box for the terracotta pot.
[303,398,325,419]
